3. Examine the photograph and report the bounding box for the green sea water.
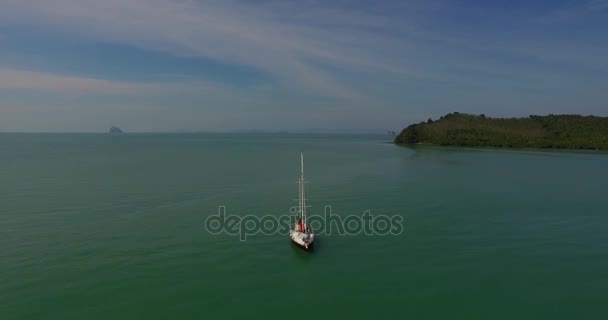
[1,133,607,319]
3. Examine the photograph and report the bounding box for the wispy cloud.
[2,0,403,100]
[0,67,219,94]
[3,0,605,89]
[1,0,607,132]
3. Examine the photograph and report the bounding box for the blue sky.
[0,0,607,132]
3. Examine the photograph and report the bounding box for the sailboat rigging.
[289,153,315,250]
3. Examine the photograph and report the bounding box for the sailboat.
[289,153,315,250]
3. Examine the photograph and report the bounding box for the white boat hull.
[289,229,314,250]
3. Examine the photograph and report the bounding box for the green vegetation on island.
[394,113,608,150]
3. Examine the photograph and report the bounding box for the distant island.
[109,126,123,134]
[394,113,608,150]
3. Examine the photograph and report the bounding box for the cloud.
[1,0,607,132]
[1,0,457,101]
[4,0,605,88]
[1,0,385,99]
[0,67,219,94]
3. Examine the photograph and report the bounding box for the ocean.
[1,133,607,319]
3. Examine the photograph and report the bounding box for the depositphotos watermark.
[204,206,404,241]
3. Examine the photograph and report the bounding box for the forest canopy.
[394,113,608,150]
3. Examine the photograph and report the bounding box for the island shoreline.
[394,113,608,151]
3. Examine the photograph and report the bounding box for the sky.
[0,0,607,133]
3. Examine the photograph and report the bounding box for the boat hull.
[289,230,314,250]
[290,237,314,250]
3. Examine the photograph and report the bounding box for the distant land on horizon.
[109,126,123,134]
[394,113,608,150]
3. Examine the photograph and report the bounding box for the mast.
[300,152,306,229]
[298,171,302,219]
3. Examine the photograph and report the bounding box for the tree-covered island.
[394,113,608,150]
